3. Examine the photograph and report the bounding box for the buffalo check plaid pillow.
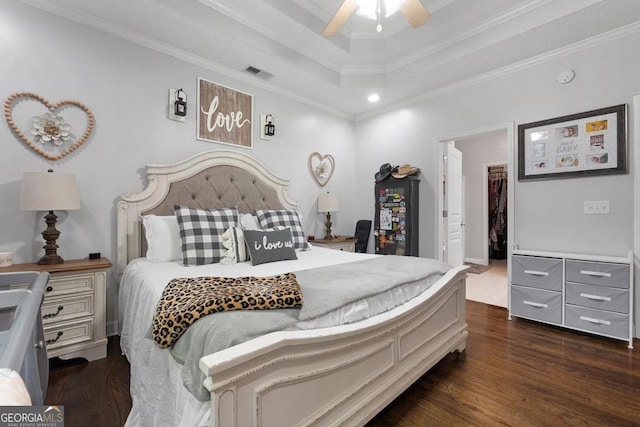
[255,209,310,251]
[174,205,239,265]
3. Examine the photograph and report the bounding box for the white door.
[445,145,464,266]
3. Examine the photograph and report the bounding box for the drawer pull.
[523,270,549,277]
[46,286,53,292]
[579,293,611,302]
[43,305,64,319]
[580,270,611,278]
[579,316,611,326]
[523,300,548,309]
[46,331,63,345]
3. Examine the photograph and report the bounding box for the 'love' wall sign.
[197,77,253,149]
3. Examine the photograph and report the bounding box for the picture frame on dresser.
[518,104,627,181]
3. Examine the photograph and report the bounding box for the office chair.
[354,220,372,253]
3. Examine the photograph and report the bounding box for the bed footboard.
[200,266,468,427]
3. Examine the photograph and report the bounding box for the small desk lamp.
[317,192,340,240]
[20,170,81,265]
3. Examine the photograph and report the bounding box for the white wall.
[354,31,639,335]
[0,2,356,334]
[456,131,508,264]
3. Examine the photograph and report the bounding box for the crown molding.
[198,0,342,74]
[387,0,556,73]
[16,0,640,121]
[18,0,353,121]
[355,20,640,121]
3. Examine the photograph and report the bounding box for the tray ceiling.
[20,0,640,119]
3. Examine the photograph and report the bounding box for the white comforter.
[118,246,446,426]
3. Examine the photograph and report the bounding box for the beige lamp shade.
[317,192,339,213]
[20,171,81,211]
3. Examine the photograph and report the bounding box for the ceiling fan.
[322,0,430,37]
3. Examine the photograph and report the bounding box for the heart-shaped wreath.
[308,152,335,187]
[4,92,95,161]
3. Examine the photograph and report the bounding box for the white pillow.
[240,213,262,231]
[220,227,248,265]
[142,215,182,262]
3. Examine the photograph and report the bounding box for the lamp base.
[323,212,334,240]
[38,210,64,265]
[37,254,64,265]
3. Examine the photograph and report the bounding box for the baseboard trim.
[106,320,119,337]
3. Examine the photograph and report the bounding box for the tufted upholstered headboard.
[116,150,298,274]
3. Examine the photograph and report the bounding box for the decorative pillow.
[220,227,248,265]
[142,215,182,262]
[243,228,298,266]
[239,213,262,231]
[255,209,310,250]
[173,205,239,266]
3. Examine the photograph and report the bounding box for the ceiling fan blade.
[322,0,358,37]
[400,0,431,28]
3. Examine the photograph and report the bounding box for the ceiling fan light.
[355,0,377,20]
[356,0,404,20]
[384,0,404,17]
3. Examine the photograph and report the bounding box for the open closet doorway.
[436,124,514,308]
[485,163,508,265]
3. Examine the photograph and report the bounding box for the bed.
[116,149,468,427]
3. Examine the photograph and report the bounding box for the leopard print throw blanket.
[152,273,303,349]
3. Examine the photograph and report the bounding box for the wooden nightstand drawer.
[42,294,94,325]
[46,272,95,297]
[44,318,94,350]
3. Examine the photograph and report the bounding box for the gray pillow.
[244,228,298,266]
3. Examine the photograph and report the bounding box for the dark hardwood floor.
[46,301,639,427]
[45,338,131,427]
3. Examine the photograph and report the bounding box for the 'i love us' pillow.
[243,228,298,266]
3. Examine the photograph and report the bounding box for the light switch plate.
[584,200,610,214]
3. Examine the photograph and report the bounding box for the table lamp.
[317,192,340,240]
[20,170,81,265]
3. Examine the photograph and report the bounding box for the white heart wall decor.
[4,92,95,161]
[308,152,335,187]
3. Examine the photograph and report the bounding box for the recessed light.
[368,94,380,103]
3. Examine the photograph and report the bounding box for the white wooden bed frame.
[117,150,468,426]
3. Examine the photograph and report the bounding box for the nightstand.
[311,237,358,252]
[0,258,111,361]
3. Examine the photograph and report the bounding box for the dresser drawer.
[46,272,95,297]
[512,256,562,291]
[511,285,562,325]
[565,305,629,339]
[565,260,629,289]
[44,318,94,350]
[565,282,629,314]
[42,294,94,325]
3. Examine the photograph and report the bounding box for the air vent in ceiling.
[244,65,274,80]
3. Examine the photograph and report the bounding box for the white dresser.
[510,250,634,349]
